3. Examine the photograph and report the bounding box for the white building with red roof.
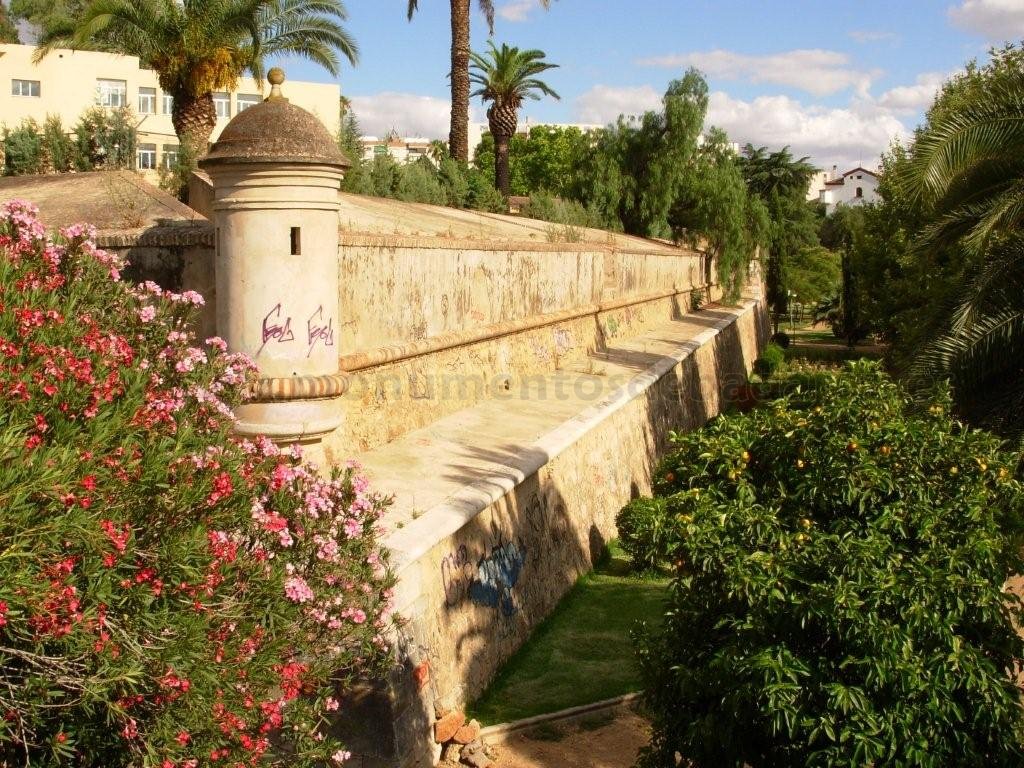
[818,166,881,214]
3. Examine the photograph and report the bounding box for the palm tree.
[469,41,558,196]
[406,0,554,164]
[38,0,358,155]
[902,74,1024,434]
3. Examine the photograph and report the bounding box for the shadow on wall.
[334,302,766,767]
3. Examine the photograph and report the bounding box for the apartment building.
[1,43,340,176]
[359,133,434,164]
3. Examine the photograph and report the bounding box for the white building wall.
[0,44,340,177]
[819,169,881,215]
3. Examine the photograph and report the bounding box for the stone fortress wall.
[4,138,765,766]
[86,181,764,768]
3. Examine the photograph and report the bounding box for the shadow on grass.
[466,543,669,726]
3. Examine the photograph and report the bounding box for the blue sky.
[279,0,1024,168]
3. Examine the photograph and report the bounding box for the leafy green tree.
[9,0,85,39]
[624,362,1024,768]
[472,131,528,195]
[469,41,560,196]
[579,68,707,239]
[740,145,819,327]
[0,0,19,42]
[785,245,840,313]
[42,0,358,163]
[670,129,766,298]
[473,125,592,199]
[337,104,373,196]
[405,0,555,163]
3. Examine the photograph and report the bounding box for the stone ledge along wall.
[324,233,713,457]
[336,296,767,768]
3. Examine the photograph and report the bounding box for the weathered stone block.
[451,719,480,745]
[434,711,466,743]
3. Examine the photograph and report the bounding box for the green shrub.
[73,107,137,171]
[752,342,785,378]
[615,497,671,571]
[0,201,394,766]
[40,115,75,173]
[466,168,506,212]
[770,330,790,348]
[519,191,605,229]
[631,362,1024,767]
[3,119,44,175]
[689,287,705,312]
[396,157,446,205]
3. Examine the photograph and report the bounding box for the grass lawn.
[467,543,669,725]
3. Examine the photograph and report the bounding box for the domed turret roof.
[199,68,349,168]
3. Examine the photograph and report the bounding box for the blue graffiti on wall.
[468,539,526,617]
[441,530,527,618]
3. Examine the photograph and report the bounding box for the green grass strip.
[468,544,668,725]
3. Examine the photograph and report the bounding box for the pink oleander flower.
[284,576,314,604]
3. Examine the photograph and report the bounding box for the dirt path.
[489,711,650,768]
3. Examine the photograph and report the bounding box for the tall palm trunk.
[171,91,218,156]
[449,0,471,162]
[487,102,517,196]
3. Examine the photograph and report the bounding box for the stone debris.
[459,743,492,768]
[441,742,463,763]
[434,710,466,744]
[452,718,481,745]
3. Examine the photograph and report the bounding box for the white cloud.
[636,48,880,97]
[496,0,535,22]
[573,84,662,125]
[848,29,899,44]
[706,91,910,170]
[949,0,1024,40]
[348,92,469,139]
[876,72,948,114]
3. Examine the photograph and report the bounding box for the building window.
[212,92,230,119]
[162,92,174,114]
[162,144,179,168]
[855,187,864,198]
[136,143,157,170]
[236,93,261,113]
[11,79,41,97]
[96,79,127,108]
[138,87,156,114]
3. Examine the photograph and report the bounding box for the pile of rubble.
[434,706,495,767]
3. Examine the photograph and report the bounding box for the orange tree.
[619,362,1024,767]
[0,200,393,767]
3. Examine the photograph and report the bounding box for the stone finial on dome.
[267,67,287,102]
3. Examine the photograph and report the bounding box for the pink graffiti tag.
[307,305,335,357]
[258,303,294,354]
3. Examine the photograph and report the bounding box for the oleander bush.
[626,362,1024,767]
[0,200,394,767]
